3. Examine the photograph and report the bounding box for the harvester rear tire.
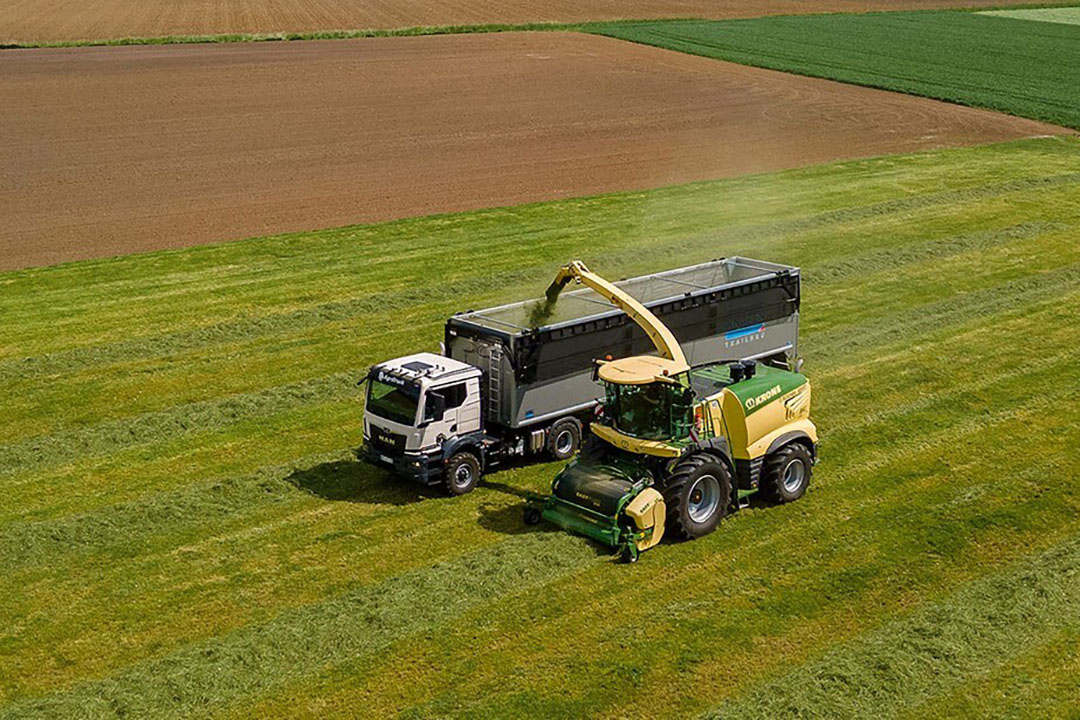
[547,418,582,461]
[762,443,813,503]
[443,452,481,496]
[661,455,731,541]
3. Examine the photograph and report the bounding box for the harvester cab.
[526,261,818,562]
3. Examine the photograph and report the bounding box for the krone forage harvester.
[525,261,818,562]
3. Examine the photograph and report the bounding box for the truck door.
[422,382,472,443]
[457,379,482,434]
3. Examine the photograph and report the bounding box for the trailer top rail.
[452,257,798,334]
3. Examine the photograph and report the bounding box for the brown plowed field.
[0,0,1036,45]
[0,32,1065,270]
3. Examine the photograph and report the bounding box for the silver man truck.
[361,257,802,494]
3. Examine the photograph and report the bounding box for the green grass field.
[982,6,1080,25]
[3,136,1080,718]
[595,11,1080,130]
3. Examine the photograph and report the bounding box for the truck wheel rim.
[783,459,805,494]
[687,475,720,524]
[454,464,474,488]
[555,429,574,455]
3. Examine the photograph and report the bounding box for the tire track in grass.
[0,532,598,720]
[702,533,1080,720]
[3,174,1074,383]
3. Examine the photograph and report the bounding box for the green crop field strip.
[2,136,1080,717]
[982,6,1080,25]
[595,11,1080,131]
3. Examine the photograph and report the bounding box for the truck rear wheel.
[662,455,731,540]
[443,452,481,495]
[547,418,582,461]
[763,443,813,503]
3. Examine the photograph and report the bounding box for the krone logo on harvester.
[745,384,782,410]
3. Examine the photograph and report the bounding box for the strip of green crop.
[702,534,1080,719]
[2,137,1079,715]
[6,3,1080,50]
[981,6,1080,25]
[0,21,595,50]
[903,631,1080,718]
[594,11,1080,129]
[1,533,599,719]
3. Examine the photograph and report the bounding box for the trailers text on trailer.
[361,257,802,494]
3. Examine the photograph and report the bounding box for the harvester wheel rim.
[687,474,721,524]
[782,459,806,494]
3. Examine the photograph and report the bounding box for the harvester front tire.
[662,455,731,541]
[763,443,813,503]
[547,418,582,461]
[443,452,481,496]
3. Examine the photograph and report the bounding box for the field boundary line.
[4,3,1080,49]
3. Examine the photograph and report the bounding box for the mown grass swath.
[1,137,1079,717]
[594,11,1080,130]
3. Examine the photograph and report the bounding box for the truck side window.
[441,383,468,409]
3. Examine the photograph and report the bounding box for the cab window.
[441,383,468,409]
[423,383,467,421]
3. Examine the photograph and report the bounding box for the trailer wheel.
[443,452,481,495]
[762,443,813,503]
[547,418,582,461]
[662,455,731,540]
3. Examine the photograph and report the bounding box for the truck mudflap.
[363,442,444,485]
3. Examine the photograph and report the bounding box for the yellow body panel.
[748,418,818,460]
[591,423,681,458]
[624,488,666,551]
[719,383,816,460]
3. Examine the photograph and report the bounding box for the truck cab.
[363,352,483,485]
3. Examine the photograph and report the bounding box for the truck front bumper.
[363,441,444,484]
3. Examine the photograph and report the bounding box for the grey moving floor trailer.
[363,257,802,491]
[446,257,801,429]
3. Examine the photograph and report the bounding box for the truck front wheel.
[444,452,481,495]
[547,418,582,461]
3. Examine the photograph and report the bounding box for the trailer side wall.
[446,261,800,430]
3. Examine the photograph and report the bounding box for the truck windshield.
[366,378,419,425]
[606,381,692,441]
